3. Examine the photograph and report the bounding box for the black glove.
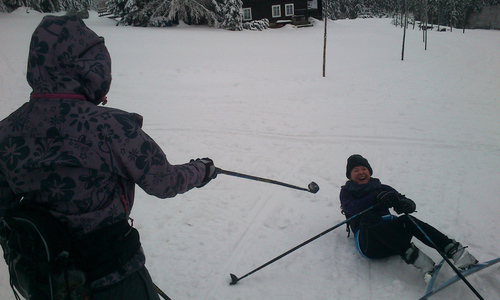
[393,195,416,214]
[376,191,400,208]
[192,158,217,187]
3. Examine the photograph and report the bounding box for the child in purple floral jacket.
[0,15,216,299]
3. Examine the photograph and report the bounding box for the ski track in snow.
[1,9,500,300]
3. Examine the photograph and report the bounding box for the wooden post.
[424,0,428,50]
[401,0,407,60]
[322,0,328,77]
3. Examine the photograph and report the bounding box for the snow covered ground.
[1,9,500,300]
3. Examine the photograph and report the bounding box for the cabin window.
[285,3,294,16]
[272,5,281,18]
[243,8,252,21]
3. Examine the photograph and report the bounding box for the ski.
[419,257,500,300]
[424,258,445,295]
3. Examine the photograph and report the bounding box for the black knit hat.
[346,154,373,179]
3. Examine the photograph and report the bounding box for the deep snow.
[1,9,500,300]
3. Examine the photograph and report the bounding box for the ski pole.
[216,168,319,194]
[229,204,378,285]
[154,283,172,300]
[405,214,484,300]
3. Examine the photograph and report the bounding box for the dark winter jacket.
[0,15,207,288]
[339,178,396,233]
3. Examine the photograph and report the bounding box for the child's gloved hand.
[376,191,400,208]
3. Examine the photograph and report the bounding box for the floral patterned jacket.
[0,15,207,287]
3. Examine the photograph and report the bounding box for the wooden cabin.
[242,0,322,27]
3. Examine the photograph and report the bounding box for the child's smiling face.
[350,166,371,184]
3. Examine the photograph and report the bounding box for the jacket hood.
[26,15,111,104]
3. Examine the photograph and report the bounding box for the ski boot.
[404,243,436,282]
[445,241,478,271]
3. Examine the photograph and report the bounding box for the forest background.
[1,0,499,31]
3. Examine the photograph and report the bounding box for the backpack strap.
[0,202,78,300]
